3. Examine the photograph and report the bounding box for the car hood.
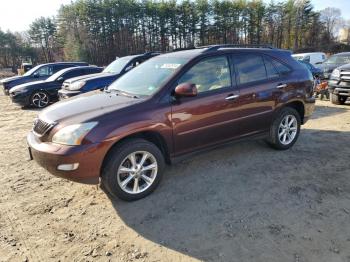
[1,75,23,84]
[39,91,142,124]
[337,63,350,71]
[317,63,343,73]
[64,73,102,84]
[83,72,119,82]
[10,80,45,92]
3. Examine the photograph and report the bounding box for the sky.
[0,0,349,32]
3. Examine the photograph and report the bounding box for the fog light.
[57,163,79,171]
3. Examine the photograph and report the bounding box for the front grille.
[340,71,350,82]
[33,119,55,137]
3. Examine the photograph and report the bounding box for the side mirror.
[174,83,197,97]
[57,77,64,82]
[33,72,39,78]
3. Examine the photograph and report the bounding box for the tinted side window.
[53,65,72,73]
[264,56,279,79]
[234,54,267,84]
[87,68,100,74]
[62,69,83,80]
[36,65,53,77]
[178,56,231,93]
[272,59,291,75]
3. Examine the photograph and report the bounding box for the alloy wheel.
[32,92,49,108]
[117,151,158,194]
[278,114,298,145]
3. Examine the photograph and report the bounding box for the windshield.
[103,57,131,74]
[108,57,189,96]
[324,55,350,64]
[23,65,41,76]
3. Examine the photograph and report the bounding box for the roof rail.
[200,44,275,52]
[143,51,161,56]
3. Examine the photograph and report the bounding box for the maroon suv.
[27,45,315,201]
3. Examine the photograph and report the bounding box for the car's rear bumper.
[58,89,82,100]
[303,97,315,124]
[27,131,112,184]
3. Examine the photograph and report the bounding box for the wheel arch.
[100,130,171,176]
[284,100,305,124]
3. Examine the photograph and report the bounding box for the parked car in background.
[1,62,88,95]
[9,66,102,108]
[292,52,326,66]
[316,52,350,80]
[58,52,160,99]
[298,60,322,78]
[328,64,350,105]
[27,45,315,201]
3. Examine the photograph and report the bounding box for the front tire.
[30,91,50,108]
[101,139,165,201]
[330,93,347,105]
[266,107,301,150]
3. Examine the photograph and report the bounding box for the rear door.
[231,53,286,135]
[171,55,242,155]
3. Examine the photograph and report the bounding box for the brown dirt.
[0,94,349,262]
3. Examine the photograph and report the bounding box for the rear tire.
[266,107,301,150]
[330,93,347,105]
[101,139,165,201]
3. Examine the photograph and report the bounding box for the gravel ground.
[0,93,349,262]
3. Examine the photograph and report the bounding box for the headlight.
[10,89,27,96]
[68,81,86,91]
[331,69,340,79]
[52,122,98,145]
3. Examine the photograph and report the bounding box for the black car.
[9,66,103,108]
[316,52,350,80]
[58,52,160,99]
[1,62,88,95]
[328,63,350,105]
[298,60,322,78]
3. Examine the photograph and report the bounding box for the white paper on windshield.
[161,64,181,69]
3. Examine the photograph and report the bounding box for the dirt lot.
[0,93,349,262]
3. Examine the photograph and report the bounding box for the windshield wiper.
[107,89,139,98]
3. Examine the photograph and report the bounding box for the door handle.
[225,94,239,100]
[276,83,287,89]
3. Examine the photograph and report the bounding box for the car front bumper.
[58,89,82,100]
[9,92,30,106]
[27,131,112,184]
[328,81,350,97]
[1,85,9,95]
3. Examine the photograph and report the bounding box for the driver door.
[171,55,241,155]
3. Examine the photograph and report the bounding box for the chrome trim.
[276,84,287,89]
[225,94,239,100]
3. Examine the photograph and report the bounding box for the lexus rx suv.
[27,45,315,201]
